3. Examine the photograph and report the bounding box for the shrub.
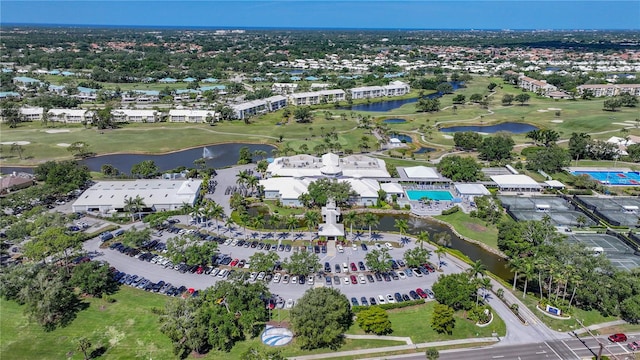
[441,206,460,215]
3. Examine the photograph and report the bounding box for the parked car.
[350,297,359,306]
[609,334,627,343]
[285,299,294,309]
[337,244,344,253]
[360,243,368,251]
[358,261,366,271]
[385,242,393,249]
[335,264,341,273]
[324,262,332,273]
[369,297,377,305]
[350,275,358,284]
[350,262,357,272]
[360,297,369,306]
[628,341,640,350]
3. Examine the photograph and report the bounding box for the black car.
[383,272,391,282]
[358,261,366,271]
[394,292,403,302]
[264,243,272,251]
[366,274,375,283]
[314,245,320,254]
[390,271,399,280]
[278,244,285,252]
[390,260,399,270]
[409,290,420,300]
[350,297,359,306]
[298,276,306,285]
[250,241,258,248]
[257,242,264,250]
[361,243,368,251]
[375,272,383,282]
[285,244,292,252]
[369,297,377,305]
[402,293,411,302]
[321,245,327,254]
[324,262,332,273]
[360,297,369,306]
[335,264,341,273]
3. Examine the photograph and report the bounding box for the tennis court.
[575,196,640,227]
[566,233,640,271]
[571,170,640,186]
[499,196,593,226]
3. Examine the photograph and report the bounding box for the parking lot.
[84,219,459,305]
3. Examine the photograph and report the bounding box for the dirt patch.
[465,223,487,232]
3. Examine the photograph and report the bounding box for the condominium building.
[168,109,215,123]
[111,109,160,123]
[47,109,94,124]
[517,75,557,95]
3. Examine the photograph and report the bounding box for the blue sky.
[1,1,639,30]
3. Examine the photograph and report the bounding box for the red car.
[416,288,428,299]
[229,258,239,267]
[350,263,357,272]
[196,266,204,274]
[608,333,627,343]
[628,341,640,350]
[423,263,436,272]
[350,275,358,284]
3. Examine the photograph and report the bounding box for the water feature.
[202,147,213,159]
[414,147,435,154]
[382,118,407,124]
[439,122,538,134]
[82,143,276,173]
[340,82,462,112]
[390,134,412,143]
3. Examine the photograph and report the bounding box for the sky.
[1,1,639,30]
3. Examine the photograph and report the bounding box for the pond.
[414,147,436,154]
[341,82,463,112]
[382,118,407,124]
[390,134,412,143]
[439,122,538,134]
[81,143,276,173]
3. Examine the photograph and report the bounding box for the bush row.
[352,299,426,313]
[441,206,460,215]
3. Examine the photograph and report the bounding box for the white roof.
[404,166,440,179]
[112,109,157,116]
[491,175,541,188]
[267,153,390,179]
[342,178,380,198]
[48,109,89,117]
[20,107,43,115]
[318,222,345,237]
[72,179,202,208]
[454,183,490,195]
[535,204,551,209]
[259,177,311,200]
[544,180,565,188]
[381,182,404,194]
[623,205,639,210]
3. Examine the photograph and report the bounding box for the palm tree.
[180,202,195,217]
[236,170,250,187]
[343,211,359,237]
[434,246,447,270]
[509,257,524,291]
[285,215,298,232]
[576,214,587,228]
[250,217,264,231]
[362,213,379,238]
[567,272,582,309]
[190,206,205,224]
[521,259,535,299]
[467,260,487,279]
[480,277,493,302]
[416,231,430,249]
[123,194,146,221]
[268,213,281,230]
[246,176,259,195]
[207,201,225,232]
[224,217,235,232]
[394,219,409,236]
[304,211,320,237]
[238,212,250,239]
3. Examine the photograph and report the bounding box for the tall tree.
[416,231,430,249]
[357,306,392,335]
[123,194,146,221]
[431,303,455,335]
[290,287,353,350]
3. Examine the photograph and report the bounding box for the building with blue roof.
[121,90,160,103]
[48,70,61,75]
[159,77,177,83]
[199,85,226,92]
[305,76,319,81]
[13,76,43,89]
[290,76,301,81]
[202,78,218,83]
[183,77,197,83]
[48,84,66,94]
[0,91,21,99]
[2,68,14,73]
[61,71,75,76]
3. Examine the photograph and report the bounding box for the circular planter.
[475,310,494,327]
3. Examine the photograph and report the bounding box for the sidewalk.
[573,319,628,335]
[288,337,498,360]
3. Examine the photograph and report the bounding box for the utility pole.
[574,318,621,360]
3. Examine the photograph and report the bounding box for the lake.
[382,118,407,124]
[439,122,538,134]
[82,143,276,173]
[341,82,463,112]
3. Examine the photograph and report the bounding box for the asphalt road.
[384,334,640,360]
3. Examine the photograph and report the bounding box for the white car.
[398,271,407,280]
[224,238,233,246]
[217,269,229,278]
[337,244,344,253]
[378,294,386,304]
[291,275,298,284]
[249,272,258,282]
[343,276,350,285]
[358,274,367,284]
[257,272,266,281]
[385,242,394,250]
[282,274,290,284]
[210,268,220,277]
[231,239,238,246]
[352,243,358,251]
[285,299,294,309]
[386,294,396,303]
[307,275,314,285]
[412,268,423,277]
[273,273,281,283]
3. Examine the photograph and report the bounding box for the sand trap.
[613,123,632,127]
[550,120,564,123]
[45,129,71,134]
[442,135,454,139]
[548,107,562,111]
[0,141,30,145]
[57,143,71,147]
[537,109,548,112]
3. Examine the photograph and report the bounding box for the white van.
[590,247,604,256]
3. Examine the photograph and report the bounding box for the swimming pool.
[406,190,454,201]
[572,171,640,186]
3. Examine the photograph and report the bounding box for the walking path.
[345,334,413,345]
[288,337,497,360]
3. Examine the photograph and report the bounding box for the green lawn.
[435,212,500,249]
[347,302,506,343]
